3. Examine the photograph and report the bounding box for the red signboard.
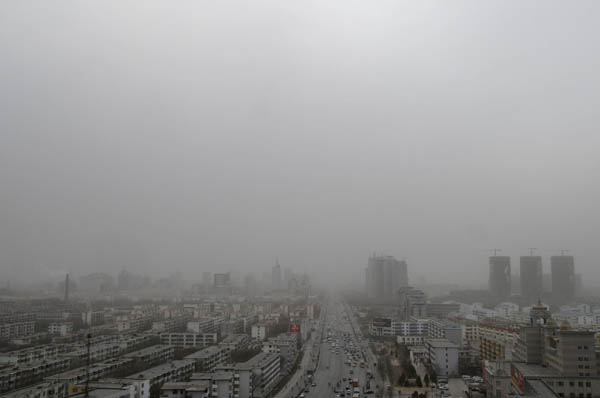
[511,364,525,394]
[289,323,301,333]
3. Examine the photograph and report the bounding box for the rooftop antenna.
[528,248,538,256]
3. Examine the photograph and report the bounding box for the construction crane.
[489,248,502,256]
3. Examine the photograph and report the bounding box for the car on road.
[299,394,305,398]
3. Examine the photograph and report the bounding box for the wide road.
[306,300,375,398]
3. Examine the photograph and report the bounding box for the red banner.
[289,323,301,333]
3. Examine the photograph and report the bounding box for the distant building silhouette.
[489,256,511,298]
[520,256,542,303]
[365,254,408,300]
[271,261,282,289]
[551,255,575,303]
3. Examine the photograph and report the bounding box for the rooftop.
[512,362,561,378]
[426,338,459,349]
[125,360,194,380]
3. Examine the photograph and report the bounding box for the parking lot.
[433,377,485,398]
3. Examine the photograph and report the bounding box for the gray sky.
[1,1,599,287]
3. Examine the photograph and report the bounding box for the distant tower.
[365,254,408,300]
[64,274,70,301]
[551,255,575,303]
[489,256,511,298]
[520,255,542,304]
[272,260,282,290]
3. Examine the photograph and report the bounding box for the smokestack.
[65,274,69,301]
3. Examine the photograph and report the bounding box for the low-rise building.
[426,338,459,376]
[160,333,217,349]
[45,358,135,385]
[251,325,267,341]
[0,345,62,365]
[124,360,195,398]
[48,322,73,337]
[160,381,210,398]
[184,346,230,372]
[0,381,68,398]
[262,333,298,376]
[123,345,174,367]
[215,352,280,398]
[189,372,233,398]
[0,358,71,393]
[62,343,121,364]
[218,334,250,353]
[396,335,425,346]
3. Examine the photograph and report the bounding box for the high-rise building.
[365,255,408,300]
[214,273,230,287]
[398,286,427,320]
[271,261,282,290]
[283,268,293,287]
[520,256,542,303]
[551,255,575,303]
[489,256,511,298]
[202,272,212,287]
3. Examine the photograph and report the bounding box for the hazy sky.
[1,1,599,287]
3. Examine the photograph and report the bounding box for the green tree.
[423,374,430,387]
[415,376,423,388]
[398,374,406,386]
[406,364,417,378]
[430,371,438,384]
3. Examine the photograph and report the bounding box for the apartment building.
[236,352,280,398]
[160,333,217,349]
[0,320,35,340]
[218,334,250,353]
[116,315,152,333]
[189,371,233,398]
[370,318,429,337]
[186,319,223,335]
[118,334,155,351]
[151,317,188,333]
[426,338,459,377]
[214,352,280,398]
[48,323,72,337]
[262,333,298,375]
[0,346,62,365]
[123,345,174,367]
[45,358,135,385]
[160,381,210,398]
[396,335,425,346]
[429,319,462,346]
[62,343,121,364]
[479,320,520,361]
[251,325,267,341]
[184,346,230,372]
[0,381,68,398]
[486,304,600,398]
[0,358,71,393]
[124,360,195,398]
